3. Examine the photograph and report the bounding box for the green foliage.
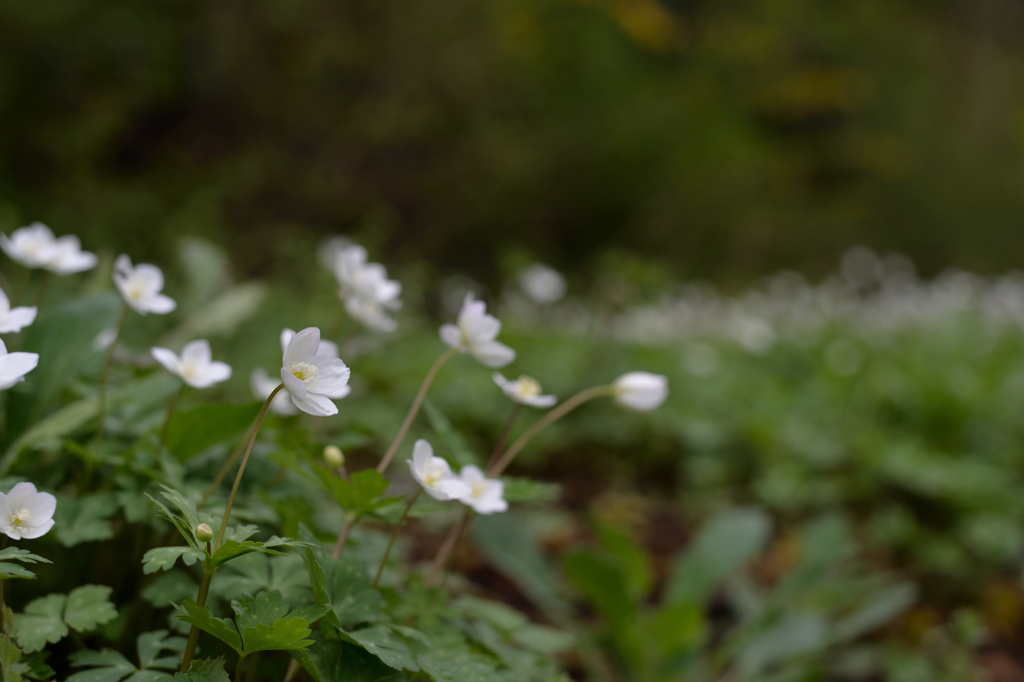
[0,548,51,581]
[173,658,231,682]
[67,630,185,682]
[163,403,260,462]
[15,586,118,654]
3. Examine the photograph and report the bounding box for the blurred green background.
[2,0,1024,285]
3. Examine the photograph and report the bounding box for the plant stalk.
[198,422,254,510]
[426,507,471,587]
[93,302,129,454]
[487,404,521,472]
[331,513,355,560]
[180,567,214,672]
[158,384,186,451]
[373,490,421,588]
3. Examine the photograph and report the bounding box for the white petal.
[280,368,307,401]
[113,254,134,282]
[180,339,212,365]
[411,440,433,472]
[280,328,295,354]
[460,465,485,484]
[0,338,7,354]
[0,352,38,385]
[150,347,182,376]
[290,391,338,417]
[526,394,558,408]
[285,327,320,367]
[470,341,516,368]
[0,289,9,314]
[311,355,350,395]
[0,307,37,333]
[439,323,463,349]
[203,362,232,385]
[19,519,54,539]
[492,373,513,393]
[317,340,339,358]
[133,263,165,293]
[145,294,177,315]
[24,490,56,523]
[463,313,500,344]
[433,478,472,501]
[322,383,351,400]
[6,482,37,510]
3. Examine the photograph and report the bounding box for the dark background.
[2,0,1024,287]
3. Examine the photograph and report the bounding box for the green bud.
[324,445,344,468]
[195,523,214,542]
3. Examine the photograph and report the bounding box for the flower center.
[181,361,198,380]
[515,376,541,399]
[291,362,319,387]
[12,509,31,527]
[128,279,148,301]
[470,480,487,498]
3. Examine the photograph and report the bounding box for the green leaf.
[230,592,289,632]
[319,470,391,518]
[500,478,562,504]
[833,582,917,642]
[14,595,67,654]
[306,635,413,682]
[212,553,311,608]
[241,618,315,654]
[564,550,635,628]
[64,585,118,632]
[0,549,50,565]
[66,649,136,682]
[342,627,419,672]
[173,600,241,654]
[54,494,119,547]
[208,540,288,570]
[288,649,322,682]
[0,635,23,682]
[323,556,385,626]
[302,549,340,631]
[0,566,36,581]
[157,487,202,539]
[173,657,231,682]
[142,571,197,607]
[136,630,186,670]
[143,548,205,575]
[422,400,476,466]
[164,403,260,462]
[11,650,54,681]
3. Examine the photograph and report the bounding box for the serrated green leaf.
[208,540,287,570]
[144,496,199,551]
[342,627,419,672]
[14,595,67,654]
[0,566,35,580]
[173,657,230,682]
[324,556,384,626]
[157,488,201,538]
[143,547,205,575]
[306,636,412,682]
[287,605,332,625]
[66,649,136,682]
[174,600,241,654]
[302,549,340,633]
[0,634,22,682]
[241,618,315,653]
[230,592,289,632]
[54,494,119,547]
[288,648,322,682]
[136,630,186,670]
[11,649,53,681]
[0,549,50,565]
[319,470,391,518]
[64,585,118,632]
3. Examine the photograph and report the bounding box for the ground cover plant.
[0,224,1007,681]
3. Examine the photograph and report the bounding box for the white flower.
[492,373,556,408]
[407,440,471,501]
[250,368,298,416]
[613,372,668,411]
[280,329,350,399]
[439,294,515,368]
[0,482,56,540]
[0,339,39,390]
[280,327,351,416]
[0,289,36,334]
[151,339,232,389]
[46,234,97,275]
[113,255,177,315]
[0,223,59,268]
[519,263,566,304]
[333,245,401,332]
[457,465,507,514]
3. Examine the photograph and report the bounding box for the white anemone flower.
[0,339,39,390]
[407,439,471,501]
[280,327,351,416]
[151,339,232,389]
[0,482,56,540]
[439,294,515,368]
[113,255,177,315]
[612,372,669,411]
[518,263,567,305]
[250,368,298,416]
[345,295,398,333]
[0,288,36,334]
[280,328,350,399]
[46,234,98,275]
[457,465,508,514]
[492,373,556,408]
[0,223,59,268]
[334,245,402,332]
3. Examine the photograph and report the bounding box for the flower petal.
[19,519,55,539]
[280,367,307,401]
[439,323,462,349]
[285,327,320,367]
[6,482,37,510]
[180,340,212,366]
[290,391,338,417]
[24,490,56,523]
[145,294,177,315]
[311,355,350,395]
[0,307,37,333]
[150,347,182,376]
[412,440,433,472]
[0,352,38,386]
[280,328,295,354]
[470,341,516,368]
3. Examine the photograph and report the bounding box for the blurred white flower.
[151,339,232,389]
[519,263,566,304]
[318,235,352,272]
[113,255,177,315]
[439,294,515,368]
[0,339,38,390]
[92,328,118,352]
[407,439,471,501]
[613,371,668,411]
[333,245,401,332]
[280,328,350,399]
[0,223,59,268]
[0,482,55,540]
[250,367,298,416]
[457,465,507,514]
[0,288,36,334]
[46,234,97,275]
[492,373,556,408]
[280,327,351,416]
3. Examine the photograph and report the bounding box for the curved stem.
[213,385,283,550]
[426,507,471,587]
[93,303,129,454]
[377,347,458,473]
[180,567,214,672]
[489,385,614,478]
[486,404,521,472]
[373,490,421,588]
[197,422,254,510]
[283,659,301,682]
[331,513,356,560]
[158,384,186,451]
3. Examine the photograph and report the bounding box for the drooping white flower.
[333,245,402,332]
[407,439,471,501]
[457,465,507,514]
[439,294,515,368]
[151,339,232,389]
[0,339,38,390]
[280,327,351,416]
[0,288,36,334]
[0,482,56,540]
[612,372,668,411]
[492,373,556,408]
[280,328,350,399]
[344,295,398,333]
[113,255,177,315]
[46,234,97,275]
[250,367,298,416]
[0,223,59,268]
[519,263,566,305]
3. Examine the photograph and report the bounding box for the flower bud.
[195,523,214,542]
[612,372,668,411]
[323,445,344,468]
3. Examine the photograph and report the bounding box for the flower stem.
[180,567,214,672]
[487,404,521,472]
[331,513,356,560]
[0,537,6,635]
[158,384,186,451]
[489,385,614,477]
[373,489,421,588]
[197,423,254,510]
[93,302,129,455]
[426,507,471,587]
[31,271,51,308]
[376,347,458,473]
[213,385,283,551]
[234,653,246,681]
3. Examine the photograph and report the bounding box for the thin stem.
[426,507,471,587]
[234,653,246,682]
[93,303,129,454]
[158,384,186,450]
[489,385,614,478]
[377,347,459,473]
[244,651,258,682]
[214,385,283,550]
[197,422,254,510]
[283,659,301,682]
[180,568,214,672]
[31,271,52,308]
[0,536,6,635]
[373,490,421,588]
[331,514,355,560]
[487,404,522,472]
